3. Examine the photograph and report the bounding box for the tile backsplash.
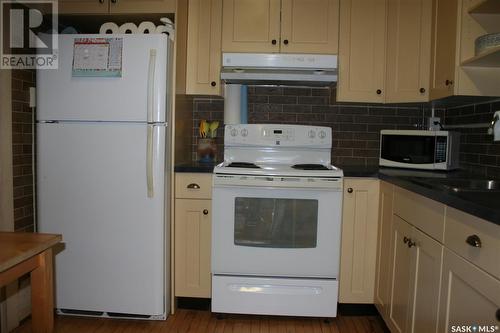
[192,86,441,166]
[191,87,500,175]
[444,99,500,178]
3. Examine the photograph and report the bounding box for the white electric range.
[211,124,343,317]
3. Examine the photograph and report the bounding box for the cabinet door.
[438,249,500,332]
[374,181,393,319]
[186,0,222,95]
[174,199,212,298]
[280,0,339,54]
[408,228,443,333]
[339,179,379,303]
[58,0,108,14]
[337,0,386,103]
[385,0,432,103]
[429,0,458,100]
[109,0,175,13]
[388,215,413,333]
[222,0,281,52]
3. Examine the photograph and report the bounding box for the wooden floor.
[13,309,389,333]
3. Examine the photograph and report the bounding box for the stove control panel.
[225,124,331,148]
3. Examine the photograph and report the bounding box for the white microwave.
[379,130,460,170]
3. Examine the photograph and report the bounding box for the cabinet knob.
[203,209,209,215]
[283,39,289,45]
[187,183,200,189]
[99,0,104,3]
[347,188,353,193]
[496,308,500,321]
[445,79,453,86]
[376,89,382,95]
[419,88,426,93]
[271,39,277,45]
[407,239,416,248]
[403,236,409,244]
[111,0,117,3]
[211,81,217,87]
[465,234,482,248]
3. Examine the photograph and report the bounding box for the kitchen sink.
[405,177,500,192]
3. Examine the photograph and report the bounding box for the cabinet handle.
[283,39,289,45]
[187,183,200,189]
[203,209,209,215]
[376,89,382,95]
[419,88,426,93]
[211,81,217,87]
[465,234,482,248]
[445,79,453,86]
[347,188,353,193]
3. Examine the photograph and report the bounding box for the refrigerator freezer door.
[37,34,169,123]
[37,122,167,316]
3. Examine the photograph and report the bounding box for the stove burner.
[227,162,260,169]
[292,164,329,170]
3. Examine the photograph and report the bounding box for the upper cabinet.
[185,0,223,95]
[454,0,500,96]
[222,0,339,54]
[338,0,458,103]
[59,0,175,14]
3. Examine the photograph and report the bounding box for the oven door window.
[234,197,318,248]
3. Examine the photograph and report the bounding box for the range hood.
[221,53,338,86]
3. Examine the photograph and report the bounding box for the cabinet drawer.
[393,187,445,242]
[175,173,213,199]
[445,207,500,278]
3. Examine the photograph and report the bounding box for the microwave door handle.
[147,49,157,124]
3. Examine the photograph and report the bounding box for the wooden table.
[0,232,62,333]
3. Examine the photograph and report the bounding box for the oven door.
[212,183,342,278]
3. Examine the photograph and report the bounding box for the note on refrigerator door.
[72,38,123,77]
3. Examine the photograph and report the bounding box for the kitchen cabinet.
[438,248,500,332]
[454,0,500,96]
[337,0,386,103]
[387,217,443,333]
[221,0,339,54]
[339,178,380,304]
[174,173,212,298]
[185,0,222,95]
[374,181,393,320]
[59,0,175,14]
[338,0,458,103]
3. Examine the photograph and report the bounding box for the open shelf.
[461,45,500,67]
[468,0,500,14]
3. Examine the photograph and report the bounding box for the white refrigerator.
[36,34,171,319]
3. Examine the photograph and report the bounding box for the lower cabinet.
[339,178,380,303]
[174,173,212,298]
[438,249,500,332]
[377,181,500,333]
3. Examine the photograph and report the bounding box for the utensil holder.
[198,138,217,162]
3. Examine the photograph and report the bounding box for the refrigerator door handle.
[146,125,155,198]
[147,49,157,124]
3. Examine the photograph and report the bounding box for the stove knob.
[230,128,238,137]
[308,130,316,138]
[241,128,248,137]
[318,130,326,139]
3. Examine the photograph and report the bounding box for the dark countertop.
[175,162,500,225]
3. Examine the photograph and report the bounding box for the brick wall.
[192,86,440,166]
[11,69,35,232]
[444,99,500,178]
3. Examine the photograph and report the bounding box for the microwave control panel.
[435,136,447,163]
